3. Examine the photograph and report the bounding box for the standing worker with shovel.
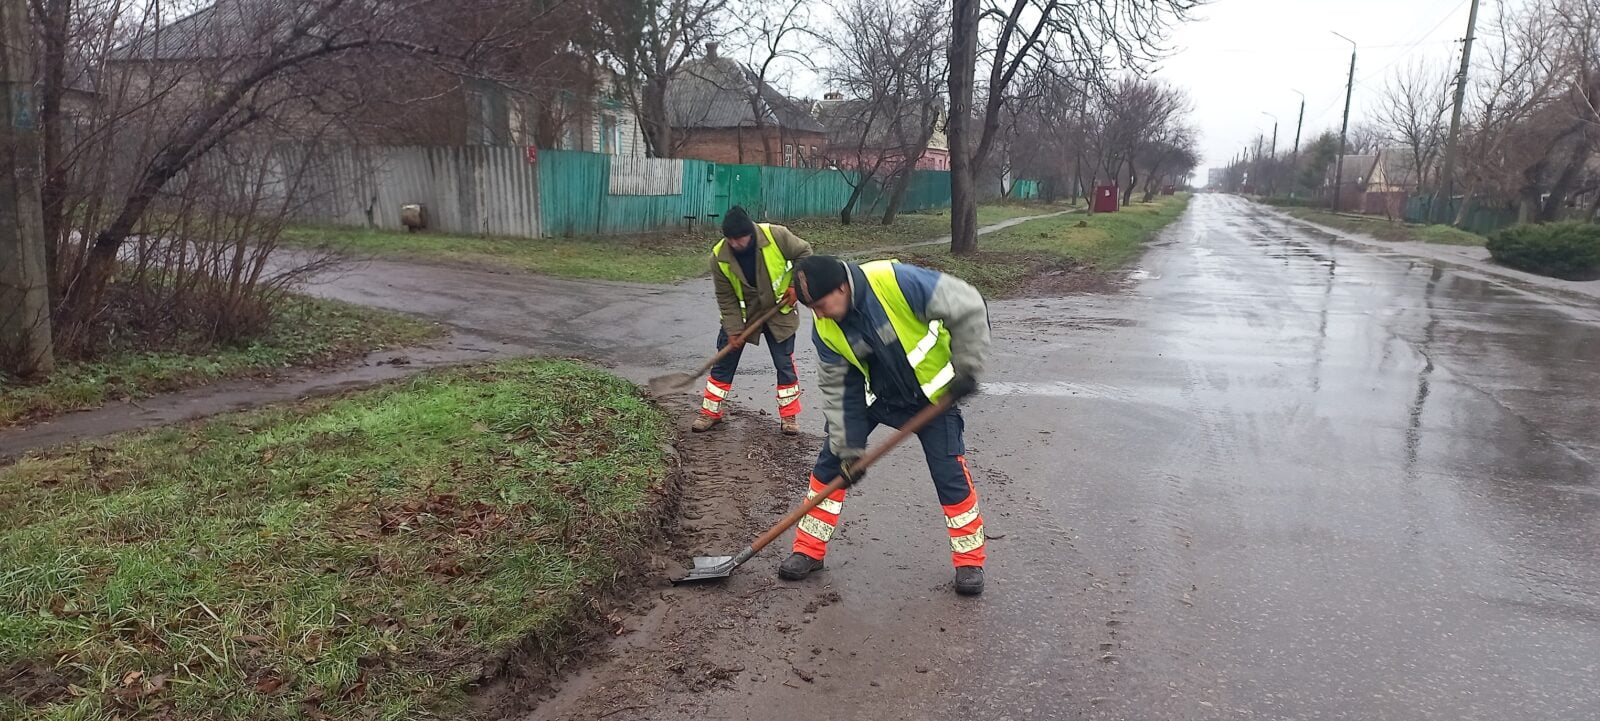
[782,255,992,595]
[695,206,814,435]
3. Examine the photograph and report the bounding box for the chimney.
[824,92,843,101]
[706,42,719,59]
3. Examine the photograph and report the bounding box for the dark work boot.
[777,552,824,581]
[954,566,985,596]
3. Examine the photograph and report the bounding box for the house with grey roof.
[666,43,826,167]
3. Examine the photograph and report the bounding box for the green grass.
[897,195,1189,297]
[281,227,713,285]
[0,359,673,721]
[1284,208,1487,247]
[0,298,438,428]
[281,203,1073,283]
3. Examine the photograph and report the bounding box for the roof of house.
[1327,154,1378,185]
[812,98,932,148]
[1374,147,1421,188]
[108,0,291,62]
[667,55,825,133]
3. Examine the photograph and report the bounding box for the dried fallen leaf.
[255,675,286,694]
[121,671,144,687]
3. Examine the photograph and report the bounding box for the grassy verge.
[1282,208,1487,246]
[0,359,673,721]
[0,298,438,428]
[280,202,1074,283]
[897,195,1189,297]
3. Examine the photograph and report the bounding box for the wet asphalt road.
[15,195,1594,718]
[624,194,1600,720]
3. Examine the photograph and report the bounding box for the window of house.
[599,115,619,155]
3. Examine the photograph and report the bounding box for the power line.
[1356,0,1470,85]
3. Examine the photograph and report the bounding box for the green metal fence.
[536,150,989,237]
[1403,195,1519,236]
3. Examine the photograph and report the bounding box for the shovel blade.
[670,555,736,585]
[647,372,698,396]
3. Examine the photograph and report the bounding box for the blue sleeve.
[891,263,944,318]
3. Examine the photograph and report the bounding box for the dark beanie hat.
[793,255,849,304]
[722,205,756,240]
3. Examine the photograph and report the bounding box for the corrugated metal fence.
[285,145,541,237]
[1403,195,1519,236]
[287,145,1023,238]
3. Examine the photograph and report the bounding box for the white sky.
[774,0,1501,186]
[1157,0,1481,183]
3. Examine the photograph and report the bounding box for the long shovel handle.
[745,397,955,555]
[690,304,786,379]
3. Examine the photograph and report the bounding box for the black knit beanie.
[793,255,849,304]
[721,205,757,240]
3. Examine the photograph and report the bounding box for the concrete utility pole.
[1433,0,1481,223]
[1262,112,1278,160]
[1331,32,1357,214]
[0,0,55,376]
[1290,90,1306,161]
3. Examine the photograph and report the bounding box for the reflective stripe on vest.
[712,223,793,319]
[812,260,956,402]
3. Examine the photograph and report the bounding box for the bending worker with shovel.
[783,254,992,595]
[695,205,813,435]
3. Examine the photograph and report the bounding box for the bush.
[1486,222,1600,280]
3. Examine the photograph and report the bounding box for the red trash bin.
[1093,184,1120,213]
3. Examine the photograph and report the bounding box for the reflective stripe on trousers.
[943,456,986,567]
[792,475,846,560]
[701,379,732,418]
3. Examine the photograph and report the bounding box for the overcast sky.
[774,0,1494,185]
[1157,0,1480,183]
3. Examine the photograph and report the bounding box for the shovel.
[647,304,786,395]
[672,397,955,585]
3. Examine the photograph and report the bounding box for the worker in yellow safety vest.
[783,254,992,595]
[695,205,814,435]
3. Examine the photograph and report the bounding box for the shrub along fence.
[276,146,1000,238]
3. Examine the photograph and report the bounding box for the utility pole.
[1331,32,1357,214]
[1290,90,1306,197]
[1262,113,1279,160]
[1290,90,1306,161]
[1433,0,1481,223]
[1,0,55,376]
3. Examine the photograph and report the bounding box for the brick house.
[106,0,644,153]
[812,93,950,172]
[667,43,827,167]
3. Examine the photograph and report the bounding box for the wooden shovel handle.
[692,304,786,378]
[748,397,954,554]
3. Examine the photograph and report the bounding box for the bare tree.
[598,0,732,158]
[819,0,946,223]
[1373,60,1451,192]
[945,0,1199,254]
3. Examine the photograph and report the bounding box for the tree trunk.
[641,80,674,158]
[881,169,912,224]
[1122,161,1138,206]
[1,0,55,375]
[38,0,69,302]
[840,180,869,225]
[1540,130,1593,222]
[947,0,980,255]
[1453,187,1476,227]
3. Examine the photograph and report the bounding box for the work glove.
[946,372,980,401]
[838,458,867,487]
[780,286,798,309]
[725,333,747,352]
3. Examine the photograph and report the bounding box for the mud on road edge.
[470,401,823,721]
